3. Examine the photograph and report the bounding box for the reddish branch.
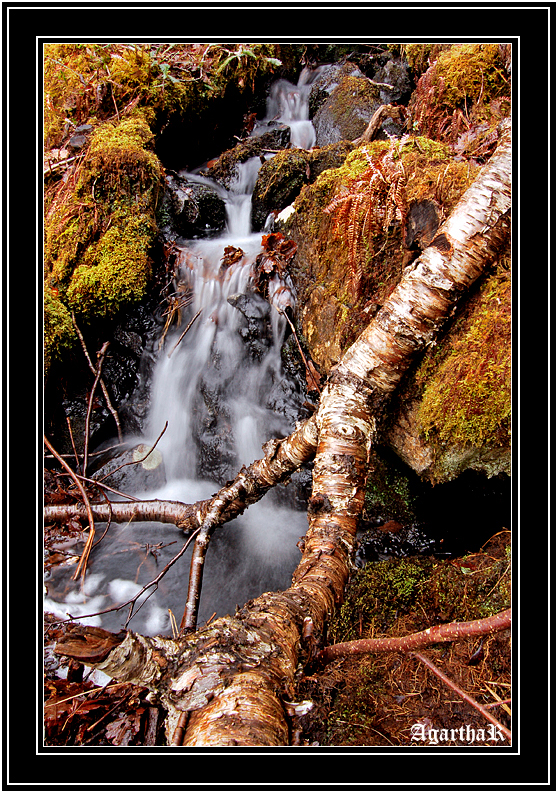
[44,435,96,585]
[315,608,511,665]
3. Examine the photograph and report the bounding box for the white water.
[46,72,321,636]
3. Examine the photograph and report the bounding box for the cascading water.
[45,69,321,636]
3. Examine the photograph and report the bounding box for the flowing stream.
[45,70,321,636]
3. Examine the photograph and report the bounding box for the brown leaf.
[55,625,126,664]
[221,246,244,267]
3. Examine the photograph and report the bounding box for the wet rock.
[308,61,365,118]
[313,72,381,146]
[356,521,438,564]
[372,58,412,106]
[205,126,291,190]
[311,58,411,146]
[90,445,166,493]
[162,172,227,239]
[252,141,353,232]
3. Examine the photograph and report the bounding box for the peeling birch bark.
[54,119,511,746]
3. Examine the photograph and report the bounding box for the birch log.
[54,118,511,746]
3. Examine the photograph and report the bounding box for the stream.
[44,69,321,636]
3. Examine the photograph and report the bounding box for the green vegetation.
[416,274,511,449]
[330,540,511,646]
[43,289,77,373]
[364,451,417,522]
[43,43,285,148]
[433,44,509,110]
[43,43,289,373]
[44,115,163,371]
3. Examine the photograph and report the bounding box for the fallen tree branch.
[353,104,406,145]
[44,435,96,586]
[314,608,511,666]
[45,413,319,533]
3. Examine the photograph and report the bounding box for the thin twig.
[54,530,200,628]
[411,652,511,742]
[72,314,123,442]
[66,416,80,471]
[167,309,202,358]
[274,305,321,393]
[83,342,110,477]
[95,422,168,483]
[44,436,96,587]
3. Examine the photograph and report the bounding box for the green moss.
[330,541,510,646]
[66,214,156,318]
[45,115,163,332]
[331,558,434,644]
[43,289,77,373]
[364,451,417,522]
[417,275,511,449]
[434,44,509,110]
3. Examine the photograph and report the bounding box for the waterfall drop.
[45,70,321,636]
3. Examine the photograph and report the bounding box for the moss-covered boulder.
[387,268,511,483]
[44,116,164,372]
[313,73,382,146]
[284,134,477,373]
[408,43,511,144]
[251,141,353,230]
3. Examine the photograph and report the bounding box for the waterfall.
[45,71,320,636]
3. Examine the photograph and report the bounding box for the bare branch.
[315,608,511,665]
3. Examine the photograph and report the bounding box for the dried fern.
[324,135,409,300]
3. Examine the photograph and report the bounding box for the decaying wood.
[314,608,511,665]
[53,119,511,746]
[352,104,406,145]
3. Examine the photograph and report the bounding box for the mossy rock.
[285,135,477,373]
[43,289,77,374]
[65,214,157,319]
[313,74,382,147]
[387,268,511,483]
[409,44,511,143]
[44,116,164,374]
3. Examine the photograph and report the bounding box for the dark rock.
[308,61,365,118]
[163,173,227,239]
[206,126,291,189]
[404,199,443,251]
[372,58,412,105]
